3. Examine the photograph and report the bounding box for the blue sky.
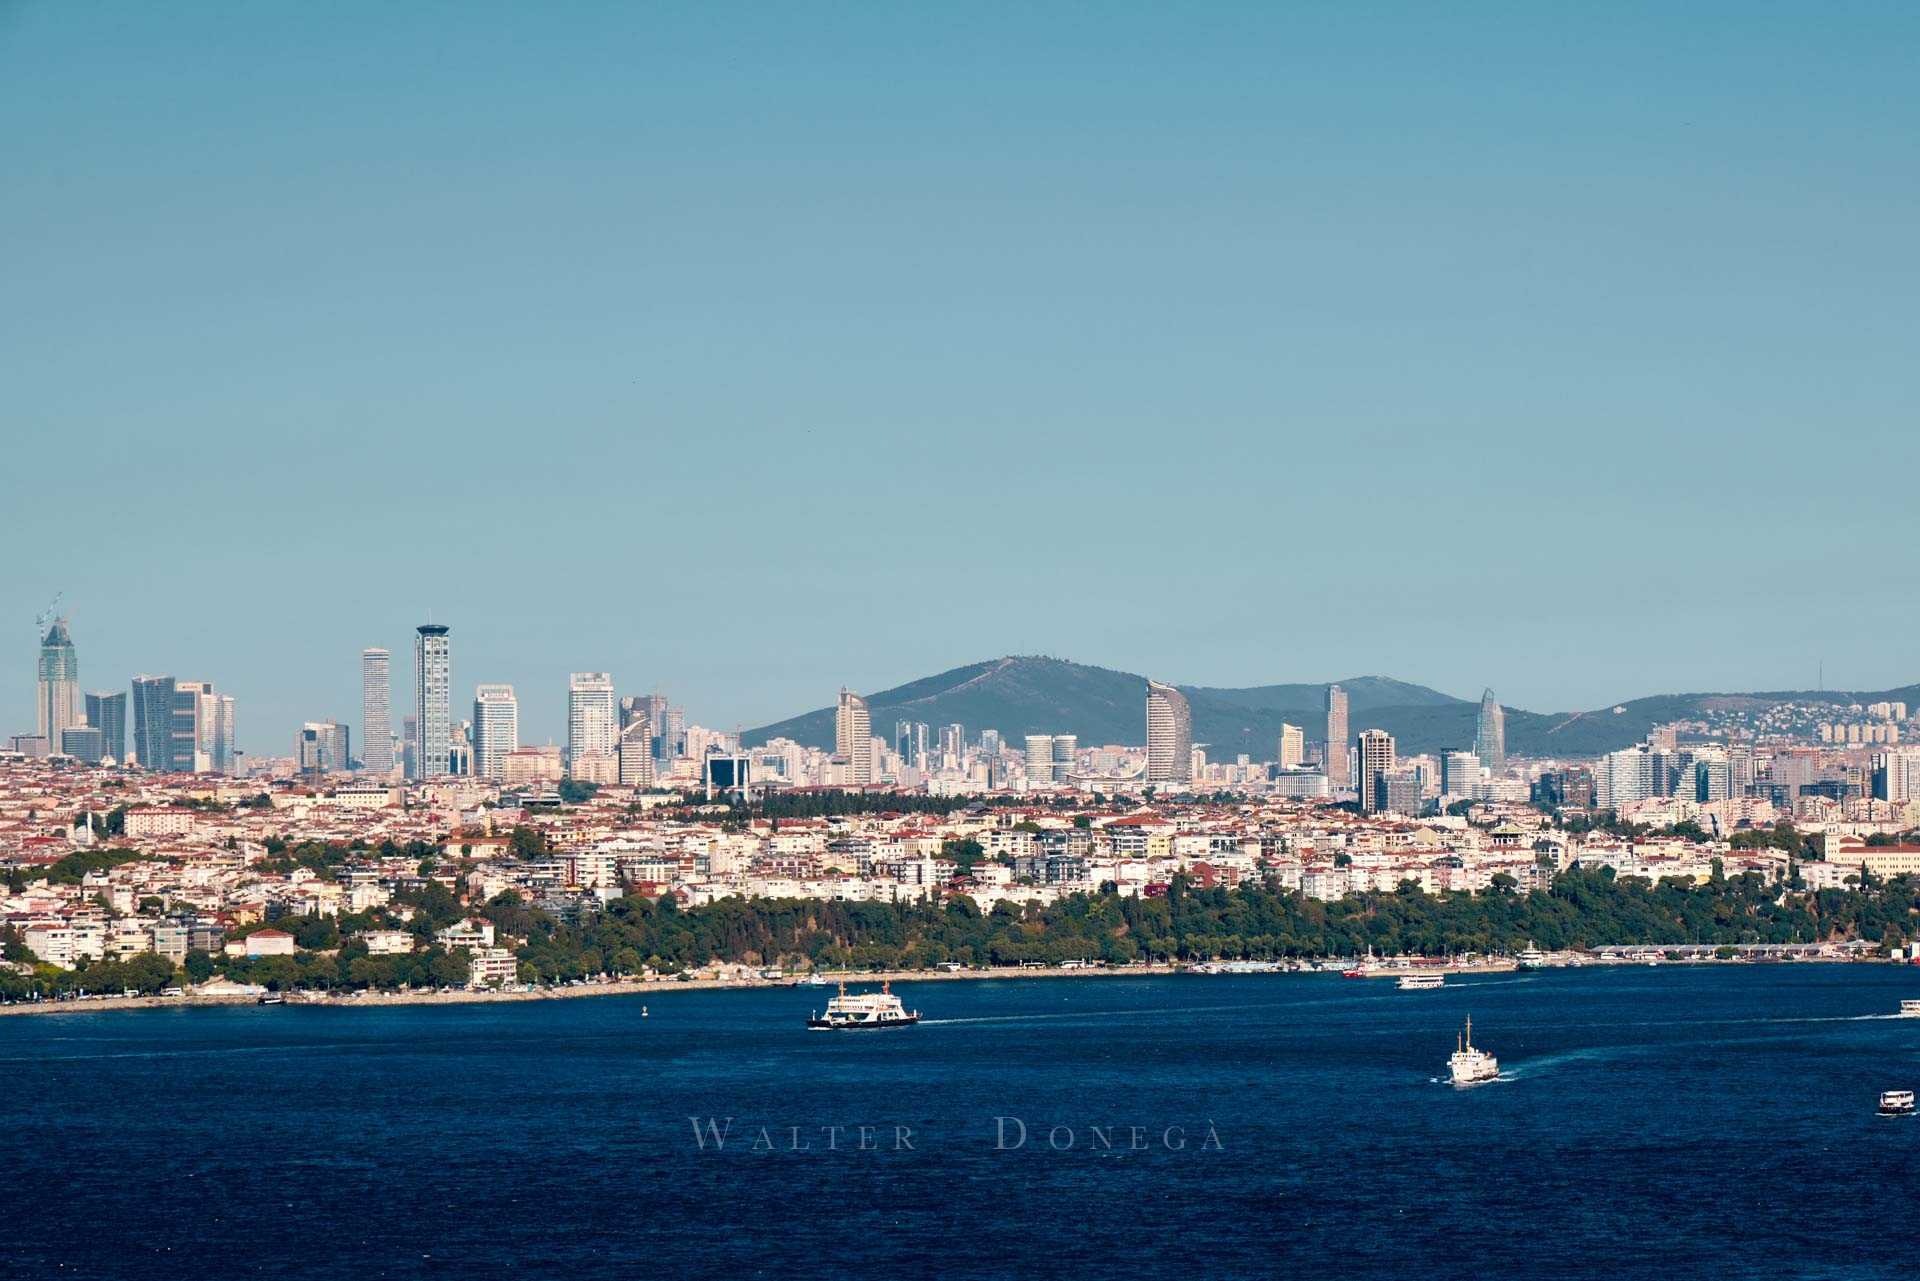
[5,1,1918,751]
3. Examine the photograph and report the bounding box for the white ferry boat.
[1398,973,1446,991]
[1448,1016,1499,1086]
[806,981,920,1030]
[1877,1090,1914,1117]
[1896,999,1920,1018]
[1515,944,1548,969]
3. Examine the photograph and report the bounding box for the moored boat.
[807,981,919,1030]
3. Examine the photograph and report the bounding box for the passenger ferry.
[1397,972,1446,991]
[1877,1090,1914,1117]
[806,981,920,1030]
[1448,1016,1499,1086]
[1896,999,1920,1018]
[1515,944,1548,969]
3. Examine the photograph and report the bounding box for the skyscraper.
[567,672,617,765]
[1277,723,1304,769]
[36,618,82,752]
[361,648,393,775]
[1053,733,1078,782]
[1146,680,1193,784]
[835,689,872,785]
[1325,685,1350,789]
[1357,728,1396,814]
[1475,688,1506,773]
[131,675,175,770]
[1025,734,1055,785]
[618,714,655,787]
[85,691,125,764]
[414,624,451,779]
[472,683,518,780]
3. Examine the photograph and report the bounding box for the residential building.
[836,689,872,785]
[567,672,617,768]
[1357,729,1395,814]
[472,684,519,781]
[1278,723,1304,770]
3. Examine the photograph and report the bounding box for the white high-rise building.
[619,716,655,787]
[1278,723,1304,769]
[472,684,518,781]
[361,648,393,775]
[1441,750,1483,797]
[1052,734,1078,783]
[1597,745,1653,809]
[567,672,617,766]
[835,689,872,785]
[1025,734,1055,785]
[414,624,452,779]
[1146,680,1193,784]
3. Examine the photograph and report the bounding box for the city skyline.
[9,3,1920,752]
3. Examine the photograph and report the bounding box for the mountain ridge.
[741,655,1920,760]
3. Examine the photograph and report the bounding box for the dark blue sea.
[6,965,1920,1280]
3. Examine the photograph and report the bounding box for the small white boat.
[800,973,833,987]
[1896,999,1920,1018]
[1877,1090,1914,1117]
[1398,973,1446,991]
[1448,1016,1499,1086]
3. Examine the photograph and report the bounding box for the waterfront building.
[36,618,82,752]
[1146,680,1193,784]
[1475,688,1506,773]
[836,689,872,785]
[414,624,451,779]
[1357,728,1395,814]
[472,684,519,781]
[1325,685,1350,789]
[361,648,393,775]
[85,690,125,763]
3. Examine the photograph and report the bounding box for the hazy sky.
[6,1,1918,751]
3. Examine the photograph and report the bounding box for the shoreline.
[0,962,1187,1018]
[1,955,1899,1019]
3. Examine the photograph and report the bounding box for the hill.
[743,656,1920,760]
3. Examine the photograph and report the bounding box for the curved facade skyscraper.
[1145,679,1192,784]
[1474,688,1506,773]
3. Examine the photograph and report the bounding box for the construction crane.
[34,592,63,637]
